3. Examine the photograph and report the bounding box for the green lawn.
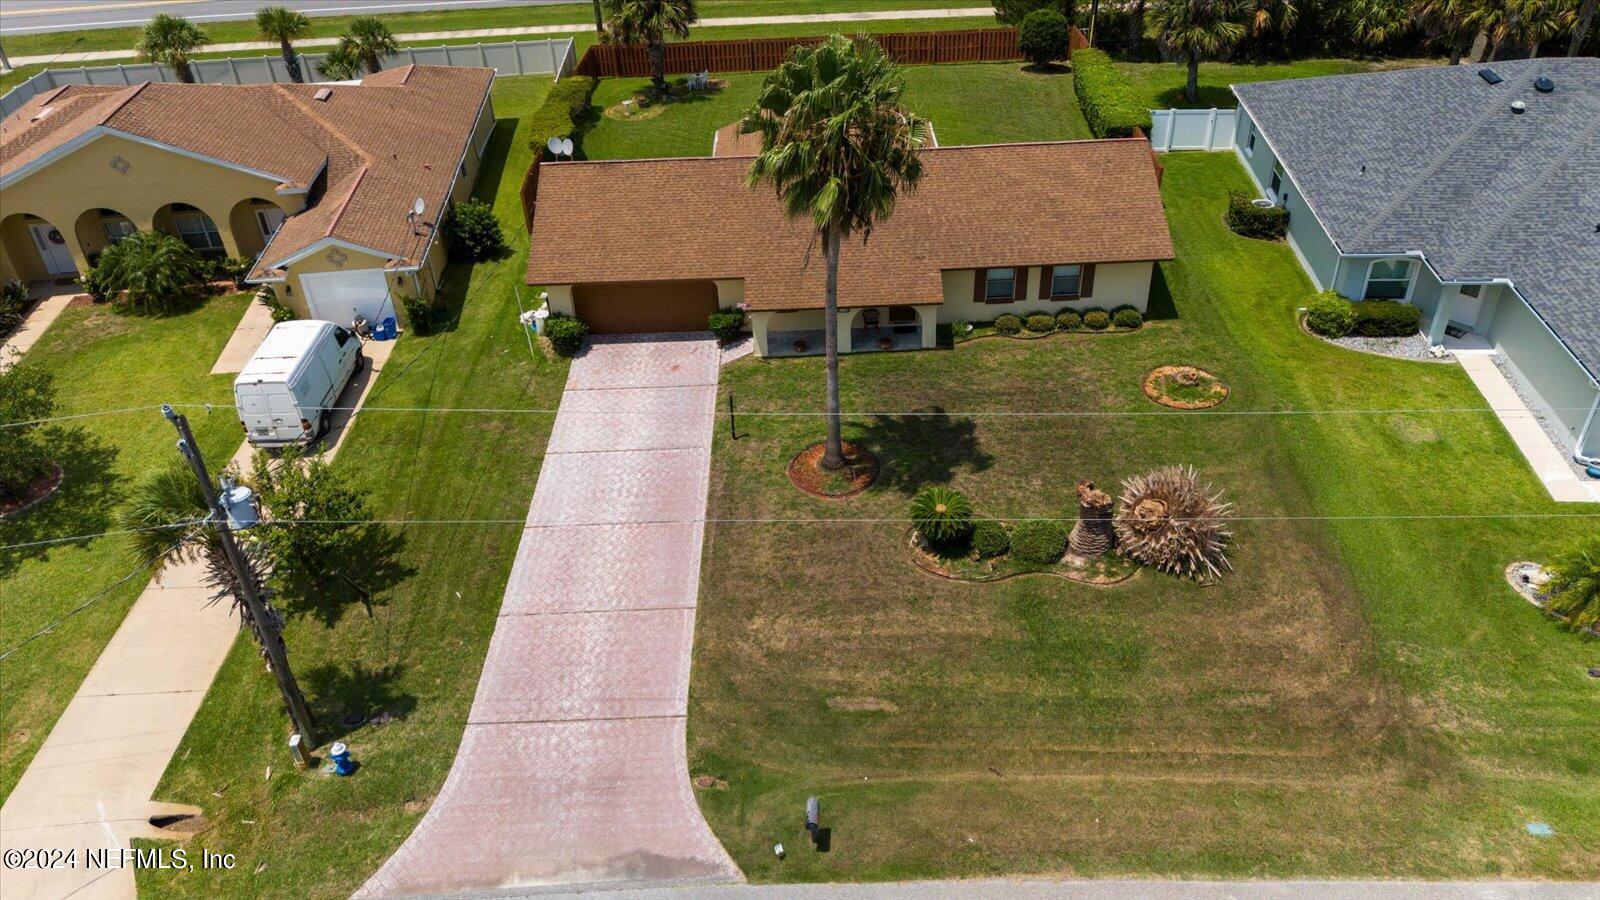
[582,60,1090,160]
[0,295,248,802]
[1114,57,1443,109]
[134,75,570,900]
[687,153,1599,882]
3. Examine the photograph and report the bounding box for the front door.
[28,222,76,275]
[256,208,286,242]
[1452,284,1485,329]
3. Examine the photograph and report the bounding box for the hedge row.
[528,75,596,156]
[1305,291,1421,338]
[1072,49,1151,138]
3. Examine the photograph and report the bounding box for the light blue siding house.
[1231,58,1600,465]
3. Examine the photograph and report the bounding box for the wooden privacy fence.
[520,149,545,233]
[575,27,1087,78]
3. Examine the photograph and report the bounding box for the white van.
[235,320,363,448]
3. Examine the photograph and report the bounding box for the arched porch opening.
[228,197,289,260]
[0,212,81,282]
[74,208,137,268]
[154,202,228,259]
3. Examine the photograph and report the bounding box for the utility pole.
[163,405,318,747]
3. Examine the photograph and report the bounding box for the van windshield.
[333,327,352,347]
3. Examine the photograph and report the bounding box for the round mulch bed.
[0,462,65,520]
[787,440,878,498]
[905,529,1138,586]
[1143,365,1229,409]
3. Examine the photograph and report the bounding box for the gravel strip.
[1489,354,1594,479]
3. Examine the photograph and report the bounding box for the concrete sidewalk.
[1455,352,1600,504]
[521,878,1600,899]
[0,284,77,369]
[5,7,994,67]
[0,336,396,900]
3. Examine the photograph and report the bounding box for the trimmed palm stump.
[1068,480,1116,558]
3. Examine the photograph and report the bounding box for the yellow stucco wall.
[0,132,303,280]
[262,240,447,327]
[939,262,1156,321]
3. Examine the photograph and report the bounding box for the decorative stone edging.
[1142,364,1229,410]
[905,530,1138,587]
[786,440,879,499]
[956,324,1144,346]
[1297,313,1453,364]
[0,462,65,521]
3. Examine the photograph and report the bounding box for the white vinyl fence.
[1,38,575,118]
[1149,108,1238,152]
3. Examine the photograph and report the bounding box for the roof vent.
[313,87,332,102]
[1534,76,1554,93]
[1478,68,1503,85]
[1511,100,1527,114]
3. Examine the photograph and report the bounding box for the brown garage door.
[574,280,718,334]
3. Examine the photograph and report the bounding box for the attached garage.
[574,279,717,334]
[300,268,395,326]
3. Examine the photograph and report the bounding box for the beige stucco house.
[526,130,1173,356]
[0,65,495,326]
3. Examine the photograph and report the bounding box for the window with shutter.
[982,268,1016,303]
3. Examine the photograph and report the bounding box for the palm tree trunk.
[1573,0,1598,56]
[591,0,605,36]
[821,228,845,471]
[365,53,382,75]
[1088,0,1100,46]
[280,39,303,83]
[174,58,195,83]
[1449,37,1464,65]
[649,36,667,96]
[1186,48,1200,104]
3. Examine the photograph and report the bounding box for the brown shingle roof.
[711,118,938,158]
[0,66,493,275]
[527,139,1173,311]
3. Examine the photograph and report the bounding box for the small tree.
[0,365,56,502]
[994,0,1078,25]
[1148,0,1246,105]
[136,13,208,83]
[316,41,363,81]
[93,231,206,314]
[338,16,399,75]
[1545,535,1600,632]
[250,446,374,602]
[443,199,510,262]
[1019,8,1075,65]
[606,0,699,97]
[256,5,313,84]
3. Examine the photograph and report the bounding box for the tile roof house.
[527,131,1173,356]
[0,65,497,326]
[1231,57,1600,463]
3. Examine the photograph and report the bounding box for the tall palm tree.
[135,13,208,84]
[315,41,363,81]
[1572,0,1597,54]
[256,5,312,83]
[1244,0,1297,58]
[606,0,698,97]
[1474,0,1575,56]
[1413,0,1479,63]
[1147,0,1245,104]
[345,15,400,74]
[1344,0,1415,50]
[743,36,926,470]
[1545,534,1600,632]
[1127,0,1150,51]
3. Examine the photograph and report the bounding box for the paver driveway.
[359,333,739,897]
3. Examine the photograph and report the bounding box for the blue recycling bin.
[1587,463,1600,480]
[372,316,397,341]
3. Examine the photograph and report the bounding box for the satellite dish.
[559,137,574,157]
[547,136,563,155]
[411,197,425,217]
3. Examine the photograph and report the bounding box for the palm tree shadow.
[276,523,414,627]
[303,660,417,742]
[852,406,991,495]
[0,427,120,579]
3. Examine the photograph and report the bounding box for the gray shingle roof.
[1234,58,1600,382]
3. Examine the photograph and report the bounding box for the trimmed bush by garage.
[1011,519,1068,565]
[1225,191,1288,240]
[1113,307,1143,329]
[708,307,745,343]
[545,313,588,356]
[1350,300,1421,337]
[1306,290,1354,337]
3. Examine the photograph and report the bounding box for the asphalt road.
[0,0,575,35]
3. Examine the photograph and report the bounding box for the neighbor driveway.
[359,333,739,897]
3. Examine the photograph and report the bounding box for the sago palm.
[1147,0,1246,104]
[743,35,927,470]
[256,5,313,83]
[1545,535,1600,632]
[136,13,208,84]
[607,0,698,96]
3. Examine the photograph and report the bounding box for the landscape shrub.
[529,75,597,156]
[995,314,1023,335]
[1225,191,1288,240]
[911,486,974,547]
[443,198,510,262]
[1011,519,1067,565]
[544,313,588,356]
[950,319,973,340]
[0,278,26,340]
[972,519,1010,559]
[0,365,55,501]
[1072,48,1151,138]
[1350,299,1421,337]
[213,256,253,289]
[402,294,446,335]
[94,231,206,314]
[1083,308,1111,330]
[1055,310,1082,330]
[1113,306,1143,329]
[1018,8,1073,66]
[1305,290,1354,337]
[708,307,745,342]
[1025,313,1056,333]
[257,287,295,324]
[994,0,1076,25]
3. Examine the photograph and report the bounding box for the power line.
[0,519,206,552]
[0,557,155,662]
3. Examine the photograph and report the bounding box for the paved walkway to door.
[0,337,393,900]
[0,283,77,369]
[359,333,740,897]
